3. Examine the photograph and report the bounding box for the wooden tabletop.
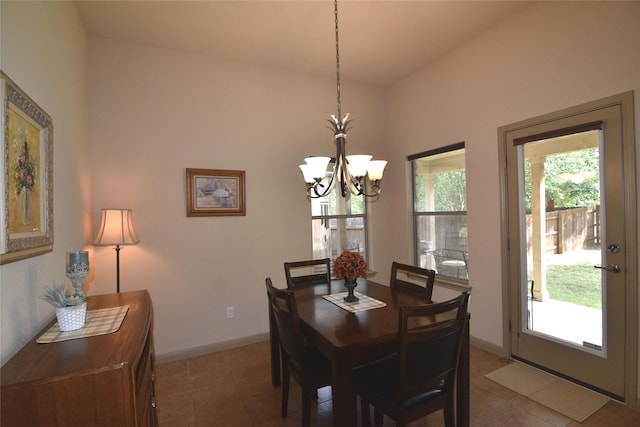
[293,279,429,350]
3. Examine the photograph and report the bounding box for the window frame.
[409,142,469,286]
[310,174,369,271]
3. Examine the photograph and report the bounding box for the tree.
[434,170,466,211]
[524,148,599,212]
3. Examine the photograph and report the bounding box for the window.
[311,184,367,270]
[410,143,468,280]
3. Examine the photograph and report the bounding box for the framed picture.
[186,168,246,216]
[0,71,54,264]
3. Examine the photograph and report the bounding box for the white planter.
[56,302,87,331]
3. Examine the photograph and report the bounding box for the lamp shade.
[367,160,387,181]
[299,164,318,183]
[346,155,372,178]
[93,209,140,246]
[303,157,331,180]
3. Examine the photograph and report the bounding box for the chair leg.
[374,406,383,426]
[443,402,455,427]
[360,396,371,427]
[301,386,312,427]
[281,365,290,418]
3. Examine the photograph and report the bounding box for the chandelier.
[299,0,387,199]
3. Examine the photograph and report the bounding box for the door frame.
[498,91,638,406]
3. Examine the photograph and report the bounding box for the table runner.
[37,305,129,344]
[322,292,386,313]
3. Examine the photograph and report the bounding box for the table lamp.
[93,208,140,293]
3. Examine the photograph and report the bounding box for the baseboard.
[155,332,270,364]
[470,335,506,358]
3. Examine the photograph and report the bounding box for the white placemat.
[37,305,129,344]
[322,292,386,313]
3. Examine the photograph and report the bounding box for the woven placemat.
[37,305,129,344]
[322,292,386,313]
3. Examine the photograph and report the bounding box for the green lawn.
[545,262,602,309]
[528,250,602,309]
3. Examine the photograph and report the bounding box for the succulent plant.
[41,284,88,308]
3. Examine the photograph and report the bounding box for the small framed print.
[1,71,54,264]
[186,168,246,217]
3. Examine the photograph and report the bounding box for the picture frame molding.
[1,71,54,264]
[186,168,246,217]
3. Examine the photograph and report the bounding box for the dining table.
[268,278,470,427]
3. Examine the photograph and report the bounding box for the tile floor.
[154,341,640,426]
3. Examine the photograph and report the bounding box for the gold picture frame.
[1,71,54,264]
[186,168,246,217]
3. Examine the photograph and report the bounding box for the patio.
[528,298,602,349]
[527,249,603,349]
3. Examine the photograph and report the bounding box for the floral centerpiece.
[41,284,88,331]
[333,251,368,302]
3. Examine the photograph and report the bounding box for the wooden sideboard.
[1,290,158,427]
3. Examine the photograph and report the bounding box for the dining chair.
[353,291,471,427]
[390,261,436,300]
[271,257,330,389]
[265,278,332,427]
[284,258,331,289]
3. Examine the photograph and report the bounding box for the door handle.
[594,264,621,273]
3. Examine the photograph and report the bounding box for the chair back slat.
[390,261,436,300]
[284,258,331,289]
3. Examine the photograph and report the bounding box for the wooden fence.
[526,206,600,257]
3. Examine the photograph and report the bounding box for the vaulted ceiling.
[75,0,532,88]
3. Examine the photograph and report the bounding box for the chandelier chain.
[334,0,342,121]
[299,0,386,199]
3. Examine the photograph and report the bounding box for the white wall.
[0,1,91,364]
[87,38,388,356]
[385,1,640,348]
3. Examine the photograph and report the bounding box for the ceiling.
[75,1,532,88]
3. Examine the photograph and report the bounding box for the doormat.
[485,362,609,422]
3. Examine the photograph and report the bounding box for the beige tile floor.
[155,341,640,426]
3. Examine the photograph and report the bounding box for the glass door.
[502,93,635,400]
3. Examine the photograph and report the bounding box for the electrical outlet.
[226,306,234,319]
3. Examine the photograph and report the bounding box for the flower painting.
[1,71,53,264]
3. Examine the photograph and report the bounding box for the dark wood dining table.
[269,279,470,427]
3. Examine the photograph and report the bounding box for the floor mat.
[485,362,609,422]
